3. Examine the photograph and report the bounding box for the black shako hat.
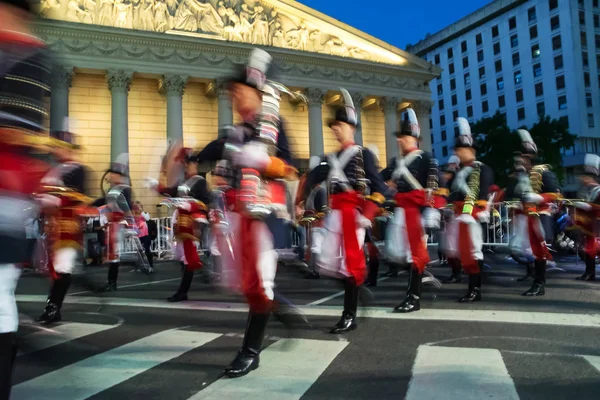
[327,88,359,128]
[0,0,31,12]
[394,108,420,138]
[453,117,475,149]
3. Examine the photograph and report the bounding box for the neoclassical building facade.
[37,0,440,210]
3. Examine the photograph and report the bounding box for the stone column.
[380,97,400,162]
[412,100,434,153]
[160,74,187,145]
[106,70,133,163]
[216,79,233,135]
[350,92,364,146]
[305,88,325,157]
[49,66,73,133]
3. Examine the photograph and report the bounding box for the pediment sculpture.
[38,0,382,63]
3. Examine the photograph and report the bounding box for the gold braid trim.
[366,193,385,205]
[462,164,480,214]
[475,200,488,208]
[434,188,449,197]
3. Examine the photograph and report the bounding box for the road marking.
[16,295,600,328]
[306,277,389,306]
[18,322,116,356]
[189,338,348,400]
[583,355,600,374]
[406,345,519,400]
[69,277,183,296]
[11,329,221,400]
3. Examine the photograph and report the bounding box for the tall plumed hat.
[517,129,538,156]
[454,117,474,148]
[395,108,420,138]
[583,154,600,177]
[443,154,460,173]
[226,48,272,91]
[327,88,358,128]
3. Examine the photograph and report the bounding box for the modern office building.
[407,0,600,179]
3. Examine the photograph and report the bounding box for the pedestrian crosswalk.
[11,322,600,400]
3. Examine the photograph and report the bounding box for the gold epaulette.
[366,192,385,205]
[542,192,562,201]
[434,188,449,197]
[475,200,488,208]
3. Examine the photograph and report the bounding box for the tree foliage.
[469,111,575,187]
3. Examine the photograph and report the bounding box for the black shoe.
[443,275,461,284]
[393,294,420,313]
[517,264,534,282]
[458,288,482,302]
[576,273,594,281]
[223,349,260,378]
[37,303,61,325]
[167,292,188,302]
[329,312,357,334]
[522,282,545,296]
[365,279,378,287]
[303,270,320,279]
[96,282,117,292]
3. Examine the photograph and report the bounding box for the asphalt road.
[11,254,600,400]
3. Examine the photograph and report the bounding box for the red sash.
[395,190,430,273]
[331,191,366,285]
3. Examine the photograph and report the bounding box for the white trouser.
[0,264,21,333]
[384,207,413,264]
[53,248,78,274]
[445,214,484,261]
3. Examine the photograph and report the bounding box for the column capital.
[411,99,434,115]
[214,78,230,98]
[160,74,188,97]
[304,88,325,105]
[50,66,73,89]
[379,97,400,114]
[106,69,133,92]
[349,92,365,108]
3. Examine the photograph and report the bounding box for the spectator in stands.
[133,202,153,269]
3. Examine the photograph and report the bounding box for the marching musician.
[438,155,460,270]
[97,154,133,292]
[573,154,600,281]
[0,0,53,395]
[382,109,440,313]
[305,88,387,333]
[36,120,93,324]
[446,118,494,302]
[511,130,561,296]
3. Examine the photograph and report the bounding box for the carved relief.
[38,0,375,62]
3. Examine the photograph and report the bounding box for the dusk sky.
[298,0,492,50]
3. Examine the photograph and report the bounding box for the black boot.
[517,263,534,282]
[393,267,422,313]
[168,269,194,302]
[0,332,17,400]
[577,255,596,281]
[382,263,399,277]
[365,255,380,287]
[97,263,119,292]
[224,311,270,378]
[303,253,320,279]
[443,259,462,283]
[329,279,358,334]
[38,273,72,325]
[459,273,482,302]
[523,260,546,296]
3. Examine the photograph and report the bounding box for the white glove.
[423,208,441,229]
[176,202,191,212]
[232,142,270,170]
[477,210,491,224]
[523,193,544,204]
[144,177,159,190]
[36,194,61,208]
[574,201,592,211]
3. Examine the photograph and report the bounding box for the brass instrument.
[530,164,549,194]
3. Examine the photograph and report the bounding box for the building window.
[461,40,467,53]
[595,0,599,8]
[464,72,471,85]
[440,114,446,126]
[477,49,484,62]
[516,88,524,102]
[495,59,502,73]
[551,15,560,30]
[451,94,457,106]
[429,118,433,129]
[549,0,558,11]
[466,89,472,101]
[581,31,588,47]
[552,35,562,50]
[467,105,473,118]
[585,72,591,87]
[434,54,440,64]
[437,84,443,95]
[554,54,563,69]
[580,11,586,26]
[533,63,542,78]
[588,113,595,128]
[462,56,469,68]
[449,63,455,74]
[518,107,526,120]
[596,34,600,47]
[439,99,444,110]
[512,52,520,66]
[492,25,499,37]
[454,126,459,137]
[480,83,487,96]
[493,42,501,55]
[528,7,537,22]
[498,94,506,107]
[535,82,544,97]
[509,16,517,30]
[497,77,504,90]
[558,95,567,110]
[482,100,489,113]
[510,34,518,48]
[586,92,593,107]
[476,33,483,46]
[441,130,447,141]
[556,75,566,90]
[450,78,456,90]
[452,110,459,120]
[530,25,538,39]
[595,14,599,28]
[536,101,545,116]
[442,146,448,157]
[479,66,486,79]
[514,70,522,84]
[531,44,540,58]
[447,47,453,59]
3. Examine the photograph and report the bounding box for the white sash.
[391,150,423,190]
[327,145,361,192]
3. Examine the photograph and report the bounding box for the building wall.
[322,104,338,154]
[362,107,388,167]
[69,73,111,199]
[182,82,218,151]
[279,96,310,161]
